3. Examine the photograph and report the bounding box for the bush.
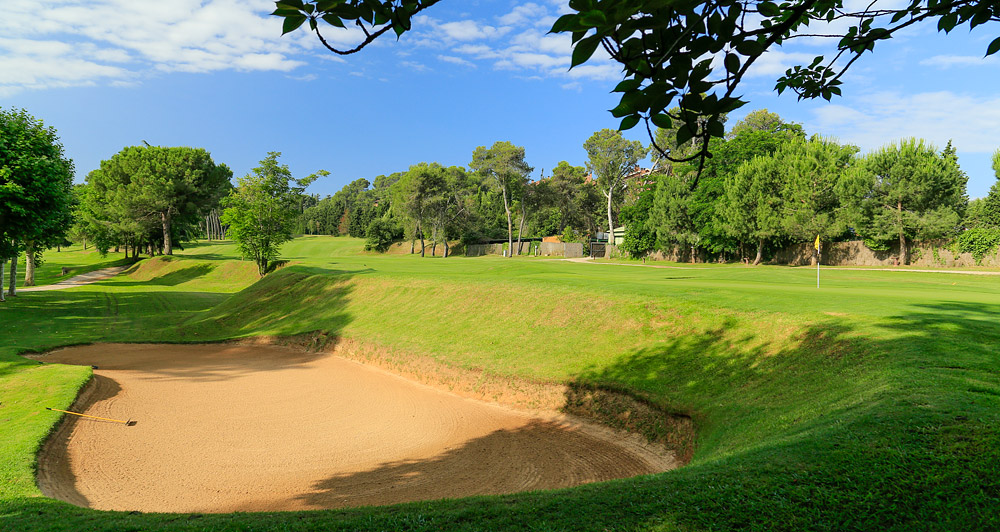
[364,218,400,252]
[620,225,656,258]
[956,227,1000,263]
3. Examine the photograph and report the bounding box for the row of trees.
[312,109,999,266]
[298,130,652,258]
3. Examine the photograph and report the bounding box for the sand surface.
[20,266,127,292]
[35,343,674,513]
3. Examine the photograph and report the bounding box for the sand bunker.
[35,344,674,513]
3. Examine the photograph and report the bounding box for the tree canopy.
[222,152,325,276]
[273,0,1000,171]
[0,107,74,296]
[86,145,232,256]
[840,139,967,263]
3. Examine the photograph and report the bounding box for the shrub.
[956,227,1000,263]
[364,218,400,252]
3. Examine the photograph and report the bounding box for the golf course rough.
[34,343,677,513]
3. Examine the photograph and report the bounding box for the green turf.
[1,236,998,531]
[11,244,133,287]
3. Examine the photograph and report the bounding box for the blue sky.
[2,0,998,198]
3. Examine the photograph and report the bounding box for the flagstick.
[817,242,821,288]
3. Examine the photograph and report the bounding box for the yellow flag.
[814,235,821,251]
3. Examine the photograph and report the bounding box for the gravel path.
[19,266,128,292]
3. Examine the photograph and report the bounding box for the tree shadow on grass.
[109,263,218,287]
[5,291,1000,531]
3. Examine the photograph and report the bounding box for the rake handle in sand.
[46,407,131,425]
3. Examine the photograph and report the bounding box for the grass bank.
[1,236,998,530]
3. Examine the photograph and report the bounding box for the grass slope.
[1,236,998,531]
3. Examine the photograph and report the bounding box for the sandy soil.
[20,266,127,292]
[34,344,675,513]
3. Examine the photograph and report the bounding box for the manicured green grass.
[12,244,133,287]
[1,235,998,531]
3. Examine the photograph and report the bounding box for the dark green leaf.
[735,39,762,56]
[571,35,601,68]
[676,124,695,147]
[758,2,779,17]
[619,114,640,131]
[580,10,607,27]
[724,53,740,74]
[282,14,308,35]
[987,36,1000,57]
[321,13,345,27]
[651,113,672,129]
[550,14,579,33]
[613,79,642,93]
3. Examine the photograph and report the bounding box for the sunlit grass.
[0,236,997,531]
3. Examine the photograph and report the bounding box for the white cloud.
[0,0,321,96]
[498,3,548,26]
[438,20,511,41]
[400,60,430,72]
[920,54,999,68]
[438,55,475,67]
[809,91,1000,154]
[406,4,617,83]
[745,50,818,78]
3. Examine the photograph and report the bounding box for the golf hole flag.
[815,235,821,288]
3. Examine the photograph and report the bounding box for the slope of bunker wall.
[32,341,692,513]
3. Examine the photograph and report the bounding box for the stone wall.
[774,240,1000,267]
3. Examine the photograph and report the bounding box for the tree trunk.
[0,260,5,302]
[161,211,173,255]
[444,240,449,258]
[410,238,415,254]
[8,255,17,296]
[501,186,514,258]
[753,238,764,266]
[605,190,615,249]
[898,200,907,265]
[516,206,527,256]
[83,236,87,250]
[25,242,36,286]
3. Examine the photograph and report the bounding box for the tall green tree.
[779,136,859,262]
[221,152,324,276]
[715,110,804,263]
[719,155,788,265]
[545,161,601,235]
[91,145,232,255]
[583,129,648,246]
[0,107,74,298]
[470,142,533,256]
[649,173,700,262]
[841,139,967,264]
[392,162,445,256]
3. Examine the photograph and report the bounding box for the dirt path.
[34,344,675,513]
[20,266,128,292]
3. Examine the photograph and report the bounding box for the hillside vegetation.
[1,236,998,531]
